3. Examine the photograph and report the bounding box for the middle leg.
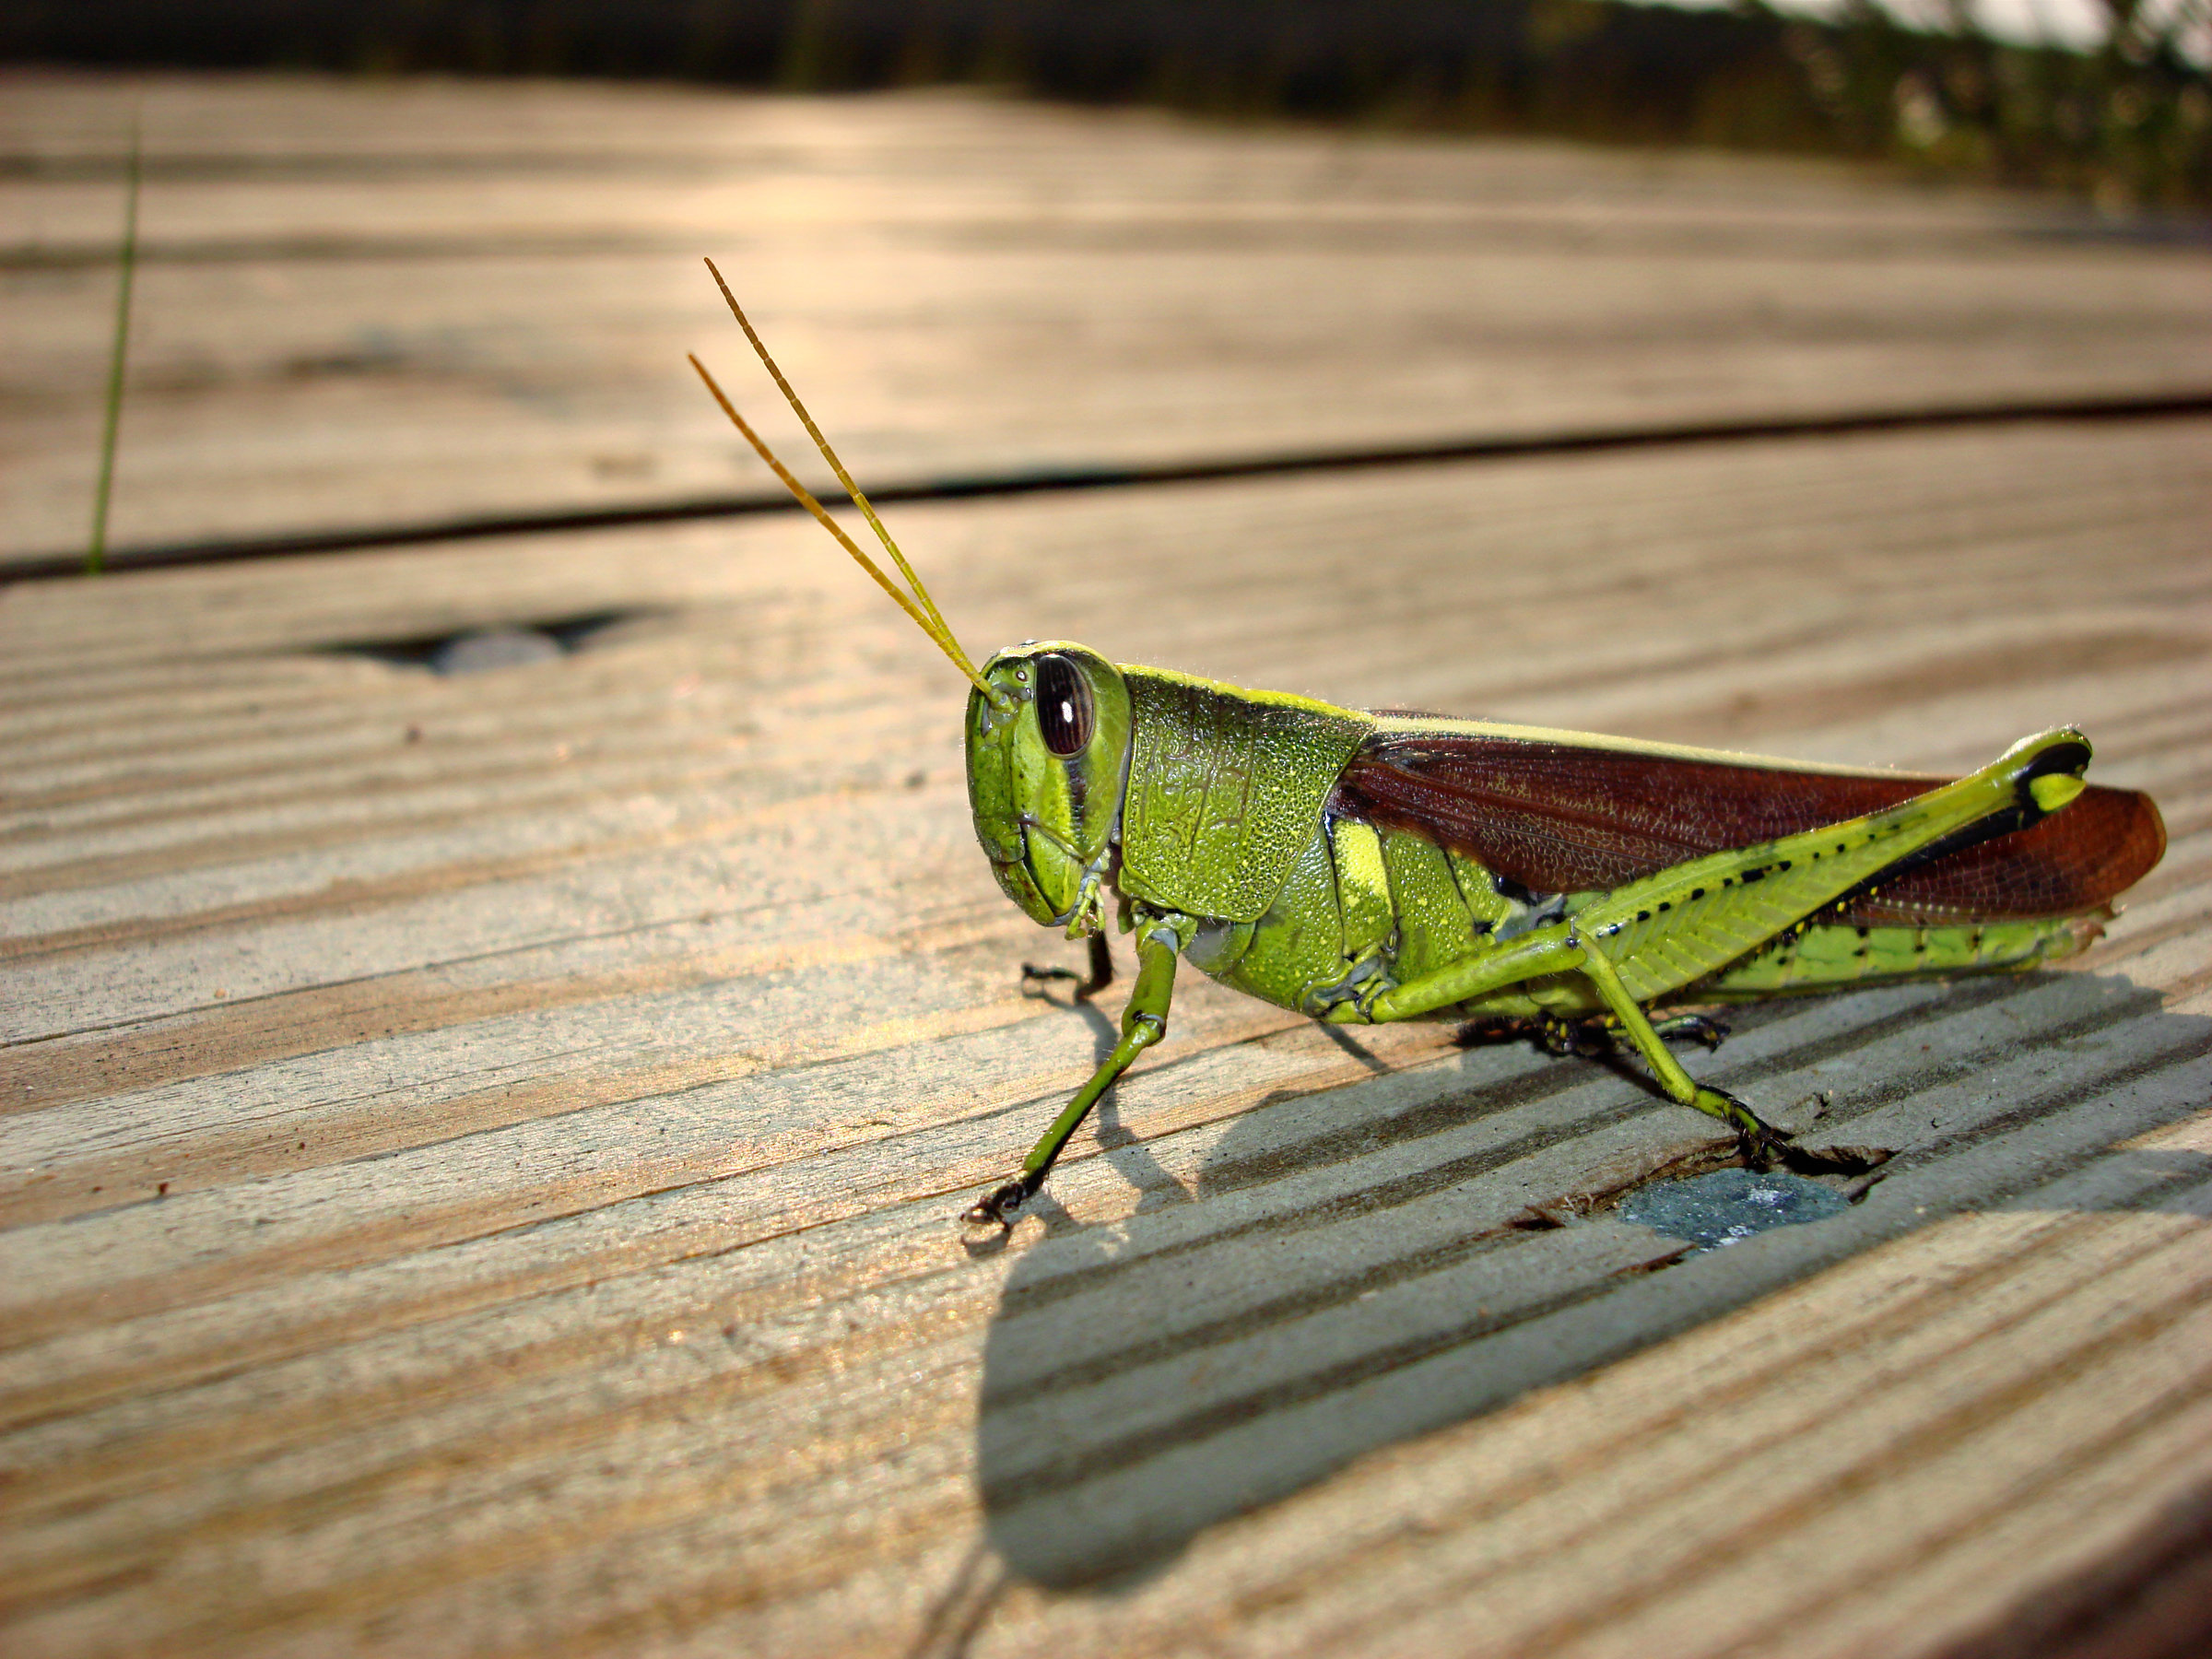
[1455,1010,1729,1057]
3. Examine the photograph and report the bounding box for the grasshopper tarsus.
[963,1175,1035,1233]
[1653,1012,1731,1053]
[1733,1109,1892,1179]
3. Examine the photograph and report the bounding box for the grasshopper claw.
[962,1177,1033,1231]
[1712,1092,1891,1178]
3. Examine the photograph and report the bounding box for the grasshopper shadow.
[972,967,2212,1594]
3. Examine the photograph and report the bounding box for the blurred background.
[6,0,2208,574]
[6,0,2209,209]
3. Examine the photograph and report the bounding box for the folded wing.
[1331,728,2164,925]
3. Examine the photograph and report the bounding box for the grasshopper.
[689,262,2167,1231]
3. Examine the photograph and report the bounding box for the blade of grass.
[87,113,141,578]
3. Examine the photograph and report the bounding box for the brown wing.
[1332,730,2165,925]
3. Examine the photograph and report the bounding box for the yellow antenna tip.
[686,338,1006,709]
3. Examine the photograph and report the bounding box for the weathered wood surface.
[5,73,2212,1659]
[7,69,2212,562]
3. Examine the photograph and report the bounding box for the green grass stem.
[87,115,141,577]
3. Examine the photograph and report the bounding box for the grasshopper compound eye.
[1036,654,1094,757]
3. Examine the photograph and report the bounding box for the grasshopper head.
[686,276,1129,933]
[966,642,1133,935]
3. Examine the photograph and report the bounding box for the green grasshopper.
[689,262,2167,1231]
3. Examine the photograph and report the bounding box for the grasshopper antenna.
[703,258,959,653]
[694,259,1005,708]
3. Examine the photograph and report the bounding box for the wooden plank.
[2,399,2209,1655]
[6,71,2212,561]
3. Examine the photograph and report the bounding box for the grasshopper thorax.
[966,642,1134,937]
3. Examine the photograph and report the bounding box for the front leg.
[965,920,1181,1230]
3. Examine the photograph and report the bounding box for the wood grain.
[6,70,2212,562]
[4,73,2211,1659]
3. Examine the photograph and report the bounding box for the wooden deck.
[4,70,2211,1658]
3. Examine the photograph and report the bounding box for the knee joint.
[1122,1010,1166,1047]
